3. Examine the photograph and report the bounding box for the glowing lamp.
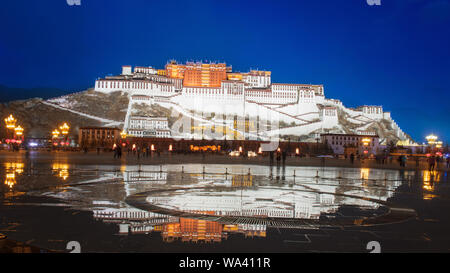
[4,114,16,129]
[5,173,16,189]
[14,125,24,136]
[426,134,438,145]
[361,138,371,146]
[52,129,60,138]
[59,123,70,135]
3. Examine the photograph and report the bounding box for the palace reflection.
[94,208,266,243]
[33,163,446,245]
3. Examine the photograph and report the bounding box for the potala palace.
[94,61,410,144]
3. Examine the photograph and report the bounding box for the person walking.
[401,155,407,167]
[428,155,436,171]
[350,153,355,164]
[446,156,450,169]
[282,150,287,167]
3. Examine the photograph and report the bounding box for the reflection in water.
[30,163,445,245]
[93,208,265,243]
[161,217,266,243]
[52,163,69,180]
[5,163,24,174]
[4,173,16,189]
[86,165,410,244]
[422,170,440,200]
[232,175,253,187]
[3,162,24,190]
[360,168,370,180]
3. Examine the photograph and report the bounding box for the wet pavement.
[1,151,450,252]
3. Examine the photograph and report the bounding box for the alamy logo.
[66,0,81,6]
[366,241,381,253]
[367,0,381,5]
[66,241,81,253]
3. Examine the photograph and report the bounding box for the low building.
[321,133,380,156]
[78,127,121,148]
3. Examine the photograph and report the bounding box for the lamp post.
[120,130,127,139]
[4,114,17,148]
[52,129,60,139]
[14,125,24,145]
[51,129,60,150]
[120,129,127,147]
[361,137,371,156]
[4,114,16,130]
[59,123,70,149]
[426,134,438,146]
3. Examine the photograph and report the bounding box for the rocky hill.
[0,89,128,139]
[0,88,412,145]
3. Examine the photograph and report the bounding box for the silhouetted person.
[428,156,436,171]
[113,146,118,158]
[401,155,407,167]
[350,153,355,164]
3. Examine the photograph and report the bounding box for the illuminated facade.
[93,60,410,143]
[321,133,380,155]
[127,116,171,138]
[78,127,121,148]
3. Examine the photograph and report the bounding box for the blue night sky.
[0,0,449,143]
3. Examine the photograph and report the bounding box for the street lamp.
[361,138,371,156]
[426,134,438,146]
[120,130,127,139]
[362,138,371,146]
[4,114,16,129]
[60,123,70,136]
[52,129,60,138]
[59,123,70,148]
[14,125,24,137]
[4,115,17,146]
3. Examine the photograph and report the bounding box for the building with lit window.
[321,133,380,155]
[78,127,121,148]
[127,116,171,138]
[92,60,410,143]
